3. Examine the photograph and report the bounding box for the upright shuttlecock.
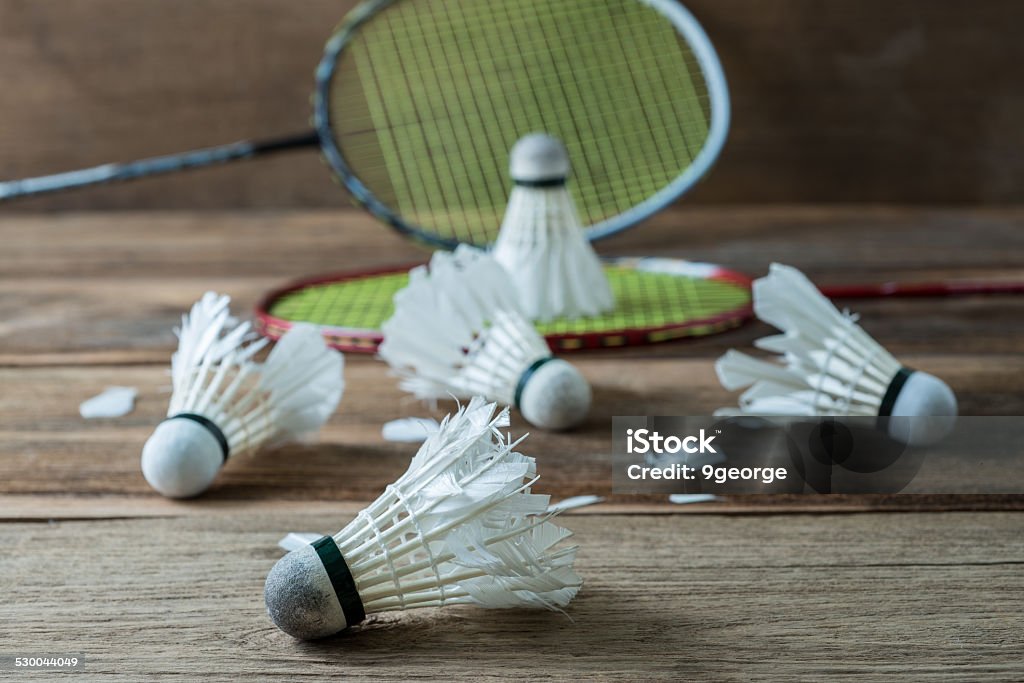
[379,246,591,431]
[264,398,582,640]
[141,293,344,498]
[491,133,614,322]
[715,264,957,446]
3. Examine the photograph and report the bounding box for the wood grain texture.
[0,353,1021,504]
[0,512,1021,681]
[1,207,1022,359]
[0,207,1020,512]
[6,495,1024,523]
[0,205,1021,678]
[2,1,1024,209]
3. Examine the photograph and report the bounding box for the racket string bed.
[257,260,754,352]
[257,256,1024,354]
[326,0,727,246]
[2,0,730,251]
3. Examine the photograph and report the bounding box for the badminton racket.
[0,0,730,249]
[256,258,753,353]
[256,261,1024,354]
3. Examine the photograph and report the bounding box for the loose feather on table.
[79,386,138,419]
[381,417,441,443]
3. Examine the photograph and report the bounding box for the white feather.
[547,495,604,513]
[715,264,903,418]
[381,417,441,443]
[79,386,137,419]
[167,299,344,454]
[326,397,582,614]
[668,493,722,505]
[278,532,322,552]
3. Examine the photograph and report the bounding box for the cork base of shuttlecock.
[885,371,959,447]
[519,359,591,431]
[509,133,571,183]
[140,418,224,498]
[265,544,348,640]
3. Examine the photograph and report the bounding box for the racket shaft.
[823,281,1024,298]
[0,132,318,201]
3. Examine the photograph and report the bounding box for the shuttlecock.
[141,292,344,498]
[715,264,957,447]
[379,246,591,431]
[264,398,582,640]
[491,133,614,322]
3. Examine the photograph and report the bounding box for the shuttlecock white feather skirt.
[141,293,344,498]
[493,184,614,322]
[715,264,957,446]
[391,310,548,406]
[380,248,591,431]
[264,398,582,639]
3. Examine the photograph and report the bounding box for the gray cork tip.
[509,133,571,184]
[264,543,348,640]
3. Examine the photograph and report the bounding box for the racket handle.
[0,131,319,202]
[822,281,1024,298]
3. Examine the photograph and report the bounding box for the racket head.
[256,258,753,353]
[314,0,730,249]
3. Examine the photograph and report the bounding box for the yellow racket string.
[329,0,711,245]
[268,265,748,337]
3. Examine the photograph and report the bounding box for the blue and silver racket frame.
[0,0,730,252]
[313,0,731,249]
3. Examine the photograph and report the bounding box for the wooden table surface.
[1,207,1022,681]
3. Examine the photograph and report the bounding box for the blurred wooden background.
[2,0,1023,211]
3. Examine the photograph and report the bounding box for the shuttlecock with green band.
[379,246,591,431]
[714,264,957,446]
[264,398,582,640]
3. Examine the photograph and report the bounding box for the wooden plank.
[2,494,1023,523]
[0,512,1020,680]
[0,355,1020,503]
[4,2,1024,208]
[4,206,1020,281]
[1,208,1022,360]
[0,208,1020,511]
